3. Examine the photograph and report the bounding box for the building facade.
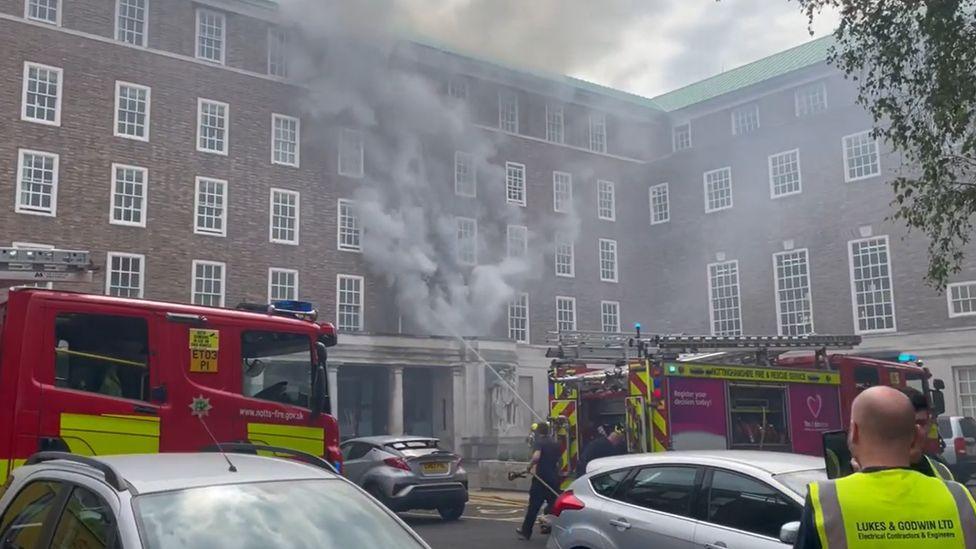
[1,0,974,456]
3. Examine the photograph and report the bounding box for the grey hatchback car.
[547,450,826,549]
[0,449,430,548]
[341,436,468,520]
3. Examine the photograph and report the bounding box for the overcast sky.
[395,0,841,98]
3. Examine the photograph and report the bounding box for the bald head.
[851,386,916,452]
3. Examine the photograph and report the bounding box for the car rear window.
[938,417,951,438]
[386,440,449,458]
[133,479,426,549]
[960,417,976,439]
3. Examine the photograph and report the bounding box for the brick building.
[1,0,974,456]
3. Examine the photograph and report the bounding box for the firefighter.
[793,386,976,549]
[576,423,624,476]
[516,421,560,541]
[900,387,954,480]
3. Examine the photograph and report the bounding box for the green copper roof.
[650,35,835,112]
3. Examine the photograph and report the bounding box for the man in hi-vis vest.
[793,386,976,549]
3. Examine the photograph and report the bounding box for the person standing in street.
[516,421,561,541]
[793,386,976,549]
[576,424,625,477]
[901,387,954,480]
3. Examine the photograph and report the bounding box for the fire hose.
[507,470,562,498]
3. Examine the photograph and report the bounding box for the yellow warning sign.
[190,349,218,373]
[189,329,219,350]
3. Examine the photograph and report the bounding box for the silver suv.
[938,415,976,482]
[0,446,430,548]
[340,436,468,520]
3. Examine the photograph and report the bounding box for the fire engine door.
[40,306,161,456]
[625,396,648,453]
[549,399,578,490]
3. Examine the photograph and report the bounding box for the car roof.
[345,435,439,445]
[20,453,337,495]
[588,450,824,476]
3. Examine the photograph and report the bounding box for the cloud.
[393,0,841,97]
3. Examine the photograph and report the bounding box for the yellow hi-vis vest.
[810,469,976,548]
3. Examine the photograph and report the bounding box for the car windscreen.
[772,468,827,498]
[133,479,426,549]
[386,440,450,458]
[960,417,976,439]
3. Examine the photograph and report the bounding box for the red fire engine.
[0,248,340,482]
[545,331,946,487]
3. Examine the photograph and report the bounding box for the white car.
[547,450,825,549]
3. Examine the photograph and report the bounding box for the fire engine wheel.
[437,504,465,521]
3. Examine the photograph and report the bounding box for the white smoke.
[278,0,579,337]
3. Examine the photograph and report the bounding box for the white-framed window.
[114,81,151,141]
[498,89,519,133]
[704,167,733,213]
[599,239,618,283]
[337,198,361,252]
[116,0,148,46]
[269,188,299,245]
[843,130,881,182]
[16,149,58,217]
[773,249,814,336]
[21,62,62,126]
[955,367,976,418]
[588,114,607,153]
[109,163,147,227]
[556,296,577,332]
[947,281,976,318]
[506,225,528,259]
[768,149,802,198]
[554,234,574,278]
[106,252,145,298]
[506,162,526,206]
[455,217,477,265]
[649,183,670,225]
[597,180,615,221]
[191,260,225,307]
[848,236,896,333]
[454,151,476,197]
[267,27,288,78]
[25,0,59,25]
[336,274,364,332]
[271,114,300,167]
[508,293,529,343]
[546,104,564,144]
[552,171,573,213]
[795,81,827,117]
[268,268,298,301]
[338,128,364,178]
[197,98,228,155]
[601,301,620,333]
[193,177,227,237]
[448,76,468,101]
[195,9,225,64]
[672,123,692,152]
[731,104,760,136]
[708,260,742,336]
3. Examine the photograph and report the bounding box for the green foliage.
[797,0,976,289]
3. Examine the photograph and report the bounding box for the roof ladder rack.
[0,247,96,283]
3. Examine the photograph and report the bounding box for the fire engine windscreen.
[241,331,315,408]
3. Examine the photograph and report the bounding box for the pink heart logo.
[806,395,822,419]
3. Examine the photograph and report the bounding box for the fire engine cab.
[545,330,947,487]
[0,248,340,482]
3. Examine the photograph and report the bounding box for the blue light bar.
[634,323,642,330]
[898,352,918,362]
[272,300,315,313]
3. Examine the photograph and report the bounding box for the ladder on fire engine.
[546,331,863,368]
[0,247,95,283]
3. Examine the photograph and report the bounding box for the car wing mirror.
[779,521,800,544]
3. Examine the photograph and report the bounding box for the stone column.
[327,364,340,417]
[451,366,466,453]
[389,366,404,436]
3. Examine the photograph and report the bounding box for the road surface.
[404,493,548,549]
